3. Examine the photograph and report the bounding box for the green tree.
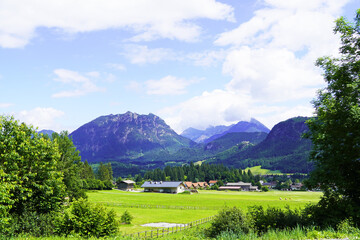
[306,9,360,223]
[120,210,133,224]
[52,131,86,200]
[0,116,65,215]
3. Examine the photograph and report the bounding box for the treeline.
[143,162,261,183]
[81,161,114,190]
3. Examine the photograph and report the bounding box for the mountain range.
[62,111,312,175]
[181,118,270,143]
[70,111,193,162]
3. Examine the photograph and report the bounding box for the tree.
[52,131,86,200]
[306,9,360,223]
[0,116,65,215]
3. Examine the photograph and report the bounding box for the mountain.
[204,118,270,143]
[181,125,232,143]
[181,118,269,143]
[38,129,56,137]
[70,111,194,162]
[207,117,313,173]
[203,132,268,153]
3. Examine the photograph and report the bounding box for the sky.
[0,0,358,134]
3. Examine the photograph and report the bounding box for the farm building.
[118,180,135,191]
[184,181,193,189]
[195,182,209,189]
[219,181,258,191]
[141,181,186,194]
[209,180,217,186]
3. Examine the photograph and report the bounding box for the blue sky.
[0,0,358,133]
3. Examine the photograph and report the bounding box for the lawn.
[87,190,322,235]
[244,165,283,175]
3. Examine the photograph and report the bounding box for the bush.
[121,210,133,224]
[56,198,119,238]
[261,186,269,192]
[3,211,60,237]
[207,207,250,238]
[248,205,304,233]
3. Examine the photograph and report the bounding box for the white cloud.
[122,44,177,65]
[222,46,323,102]
[52,69,106,98]
[0,0,234,48]
[0,103,13,108]
[187,49,227,67]
[107,63,126,71]
[126,81,143,93]
[159,89,252,132]
[15,107,65,131]
[160,0,350,132]
[145,75,200,95]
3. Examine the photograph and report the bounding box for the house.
[262,181,277,189]
[219,181,258,191]
[184,181,193,189]
[118,180,135,191]
[141,181,186,194]
[209,180,217,187]
[196,182,209,189]
[290,183,303,191]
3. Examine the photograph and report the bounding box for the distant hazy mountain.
[208,117,313,173]
[70,112,194,162]
[204,118,270,143]
[181,125,232,143]
[181,118,270,143]
[38,129,55,137]
[203,132,268,153]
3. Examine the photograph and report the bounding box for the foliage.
[248,205,304,233]
[5,211,60,237]
[207,207,251,238]
[305,9,360,225]
[120,210,133,224]
[143,163,262,184]
[0,116,65,215]
[51,131,87,201]
[56,198,119,238]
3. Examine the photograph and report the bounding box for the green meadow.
[87,190,322,235]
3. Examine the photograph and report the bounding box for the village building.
[209,180,217,187]
[118,180,135,191]
[141,181,186,194]
[262,181,277,189]
[290,183,303,191]
[184,181,193,189]
[219,181,258,191]
[196,182,209,189]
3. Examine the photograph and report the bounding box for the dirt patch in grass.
[142,222,188,228]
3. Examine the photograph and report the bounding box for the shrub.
[261,186,269,192]
[121,210,133,224]
[248,205,304,233]
[4,211,60,237]
[207,207,250,238]
[56,198,119,238]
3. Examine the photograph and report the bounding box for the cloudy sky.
[0,0,358,133]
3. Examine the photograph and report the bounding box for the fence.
[99,202,219,210]
[126,215,216,239]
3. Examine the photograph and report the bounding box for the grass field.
[87,190,322,235]
[244,165,283,175]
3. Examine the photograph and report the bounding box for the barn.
[141,181,186,194]
[118,180,135,191]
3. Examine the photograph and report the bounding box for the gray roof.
[226,182,252,186]
[141,181,184,188]
[122,180,135,184]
